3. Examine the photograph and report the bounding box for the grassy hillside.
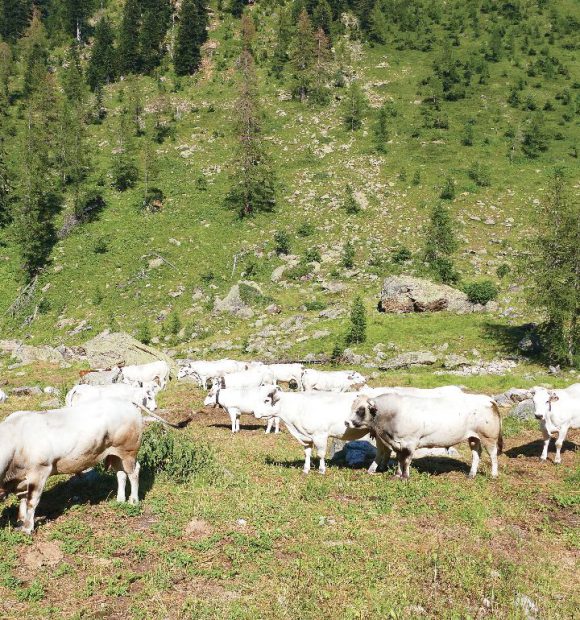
[0,1,578,368]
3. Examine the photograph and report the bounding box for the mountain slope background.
[0,0,578,374]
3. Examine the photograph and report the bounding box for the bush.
[274,231,290,255]
[464,280,498,305]
[93,236,109,254]
[304,300,326,311]
[440,176,456,200]
[431,257,460,285]
[344,185,360,214]
[392,246,412,264]
[139,426,218,484]
[345,296,367,345]
[167,312,181,336]
[468,162,491,187]
[137,322,152,345]
[341,240,355,269]
[305,247,321,263]
[112,156,138,191]
[297,222,314,237]
[331,340,344,365]
[496,263,511,278]
[200,271,214,283]
[140,187,164,212]
[285,262,311,281]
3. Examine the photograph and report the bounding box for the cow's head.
[346,396,377,429]
[348,372,367,388]
[203,383,220,408]
[253,386,281,420]
[531,387,558,421]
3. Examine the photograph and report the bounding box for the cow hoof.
[128,498,139,506]
[14,525,33,535]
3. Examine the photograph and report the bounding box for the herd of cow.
[0,358,578,534]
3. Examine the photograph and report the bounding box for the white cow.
[121,361,170,390]
[0,389,7,403]
[360,385,464,398]
[346,392,503,479]
[0,399,143,533]
[65,383,158,411]
[218,368,276,390]
[302,369,367,392]
[204,384,279,433]
[532,384,580,463]
[264,364,304,390]
[254,391,368,473]
[178,359,247,387]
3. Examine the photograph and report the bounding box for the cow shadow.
[410,456,470,476]
[209,423,266,432]
[505,438,577,459]
[0,467,156,530]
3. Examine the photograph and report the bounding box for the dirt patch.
[22,540,63,571]
[185,518,212,539]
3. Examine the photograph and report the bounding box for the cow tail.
[0,441,14,487]
[492,401,504,455]
[65,385,78,408]
[134,403,188,429]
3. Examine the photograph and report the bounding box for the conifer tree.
[289,9,316,102]
[20,8,49,98]
[311,27,331,104]
[424,203,459,284]
[87,17,116,91]
[368,0,388,44]
[58,0,95,41]
[374,102,389,152]
[346,296,367,344]
[61,43,86,106]
[139,0,171,73]
[0,134,12,227]
[342,80,367,131]
[229,0,246,18]
[526,169,579,366]
[117,0,141,75]
[522,114,549,158]
[174,0,208,75]
[111,110,139,191]
[0,0,32,42]
[312,0,333,37]
[225,49,276,218]
[271,7,292,79]
[0,41,12,114]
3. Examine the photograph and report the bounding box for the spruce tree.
[87,17,116,91]
[20,7,49,98]
[58,0,95,41]
[229,0,246,18]
[0,134,12,227]
[522,114,549,158]
[139,0,171,73]
[311,27,330,104]
[342,240,355,268]
[225,49,276,218]
[346,296,367,345]
[374,102,389,152]
[288,9,316,102]
[61,43,86,106]
[312,0,333,37]
[0,0,32,41]
[117,0,141,75]
[344,184,360,214]
[0,41,12,113]
[342,80,367,131]
[369,0,388,44]
[526,169,580,366]
[174,0,208,75]
[271,7,293,79]
[424,203,459,284]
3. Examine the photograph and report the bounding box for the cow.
[359,385,464,398]
[532,384,580,463]
[264,363,304,390]
[65,383,158,411]
[346,392,503,479]
[204,384,280,433]
[217,368,276,390]
[0,389,7,404]
[121,361,170,391]
[302,369,367,392]
[177,359,247,387]
[254,391,368,473]
[0,399,144,534]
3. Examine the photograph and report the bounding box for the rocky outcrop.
[379,351,437,370]
[379,275,493,314]
[0,340,84,366]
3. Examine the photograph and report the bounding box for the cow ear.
[549,392,559,402]
[368,399,378,416]
[220,377,226,389]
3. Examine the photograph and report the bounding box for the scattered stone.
[509,399,535,421]
[380,351,437,370]
[80,367,122,386]
[12,386,43,396]
[514,594,538,620]
[342,348,366,365]
[43,386,60,395]
[322,281,346,294]
[312,329,331,339]
[185,519,212,538]
[40,398,60,408]
[518,331,542,354]
[23,541,63,571]
[319,307,344,319]
[265,304,281,315]
[213,284,254,319]
[271,265,287,282]
[148,257,164,269]
[443,354,470,369]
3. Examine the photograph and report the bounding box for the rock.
[213,284,254,319]
[509,399,535,421]
[443,354,470,369]
[380,351,437,370]
[312,330,331,339]
[43,386,60,395]
[265,303,281,315]
[518,332,542,354]
[80,367,122,386]
[505,388,532,403]
[0,340,84,366]
[379,275,485,314]
[493,393,512,408]
[23,541,63,571]
[12,386,43,396]
[322,281,346,294]
[319,307,344,319]
[271,265,287,282]
[342,348,366,365]
[148,257,164,269]
[40,398,60,408]
[82,331,175,370]
[514,594,538,620]
[344,440,376,466]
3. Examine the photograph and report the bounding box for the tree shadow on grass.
[505,438,577,459]
[482,321,541,360]
[0,468,156,530]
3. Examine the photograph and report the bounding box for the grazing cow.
[254,391,368,473]
[532,384,580,463]
[346,392,503,479]
[218,368,276,390]
[264,364,304,390]
[0,389,7,403]
[178,359,247,387]
[0,399,143,534]
[302,369,367,392]
[204,384,279,433]
[121,361,171,390]
[360,385,463,398]
[65,383,158,411]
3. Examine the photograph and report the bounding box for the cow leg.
[468,437,482,479]
[540,421,551,460]
[125,460,140,505]
[314,438,328,475]
[303,444,313,474]
[368,440,388,475]
[235,413,241,433]
[274,417,280,433]
[398,449,413,480]
[108,455,127,502]
[265,418,273,434]
[19,471,49,534]
[227,408,236,433]
[554,425,569,464]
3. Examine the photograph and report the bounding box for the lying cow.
[204,384,280,433]
[346,392,503,479]
[254,391,368,473]
[65,383,157,411]
[360,385,463,398]
[0,399,143,534]
[302,369,366,392]
[264,364,304,390]
[533,384,580,463]
[177,359,247,386]
[218,368,276,390]
[121,361,170,391]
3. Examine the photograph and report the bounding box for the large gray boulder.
[509,399,536,421]
[380,350,438,370]
[80,367,122,386]
[379,275,490,314]
[0,340,83,366]
[212,281,267,319]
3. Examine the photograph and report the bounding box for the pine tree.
[526,169,580,365]
[368,0,388,44]
[174,0,208,75]
[289,9,316,102]
[0,41,12,114]
[58,0,95,41]
[312,0,333,37]
[13,74,61,280]
[346,296,367,344]
[139,0,171,73]
[271,7,293,79]
[229,0,245,18]
[225,49,276,218]
[424,203,459,283]
[344,184,360,214]
[0,134,12,226]
[0,0,32,42]
[117,0,141,75]
[111,110,139,191]
[61,43,86,106]
[20,7,49,98]
[311,27,331,104]
[522,113,549,158]
[342,80,367,131]
[342,240,355,268]
[87,17,116,91]
[374,102,389,152]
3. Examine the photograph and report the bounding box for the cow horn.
[368,399,378,415]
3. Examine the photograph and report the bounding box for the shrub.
[139,426,218,484]
[496,263,511,278]
[238,283,271,305]
[305,247,321,263]
[431,257,460,285]
[464,280,498,305]
[195,174,208,191]
[440,176,456,200]
[392,245,412,264]
[341,240,355,269]
[112,156,138,191]
[412,170,421,185]
[285,262,311,281]
[468,162,491,187]
[167,312,181,336]
[297,222,314,237]
[344,185,360,214]
[93,236,109,254]
[274,231,290,255]
[331,340,344,365]
[200,271,214,283]
[140,187,164,212]
[304,300,326,311]
[137,322,152,345]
